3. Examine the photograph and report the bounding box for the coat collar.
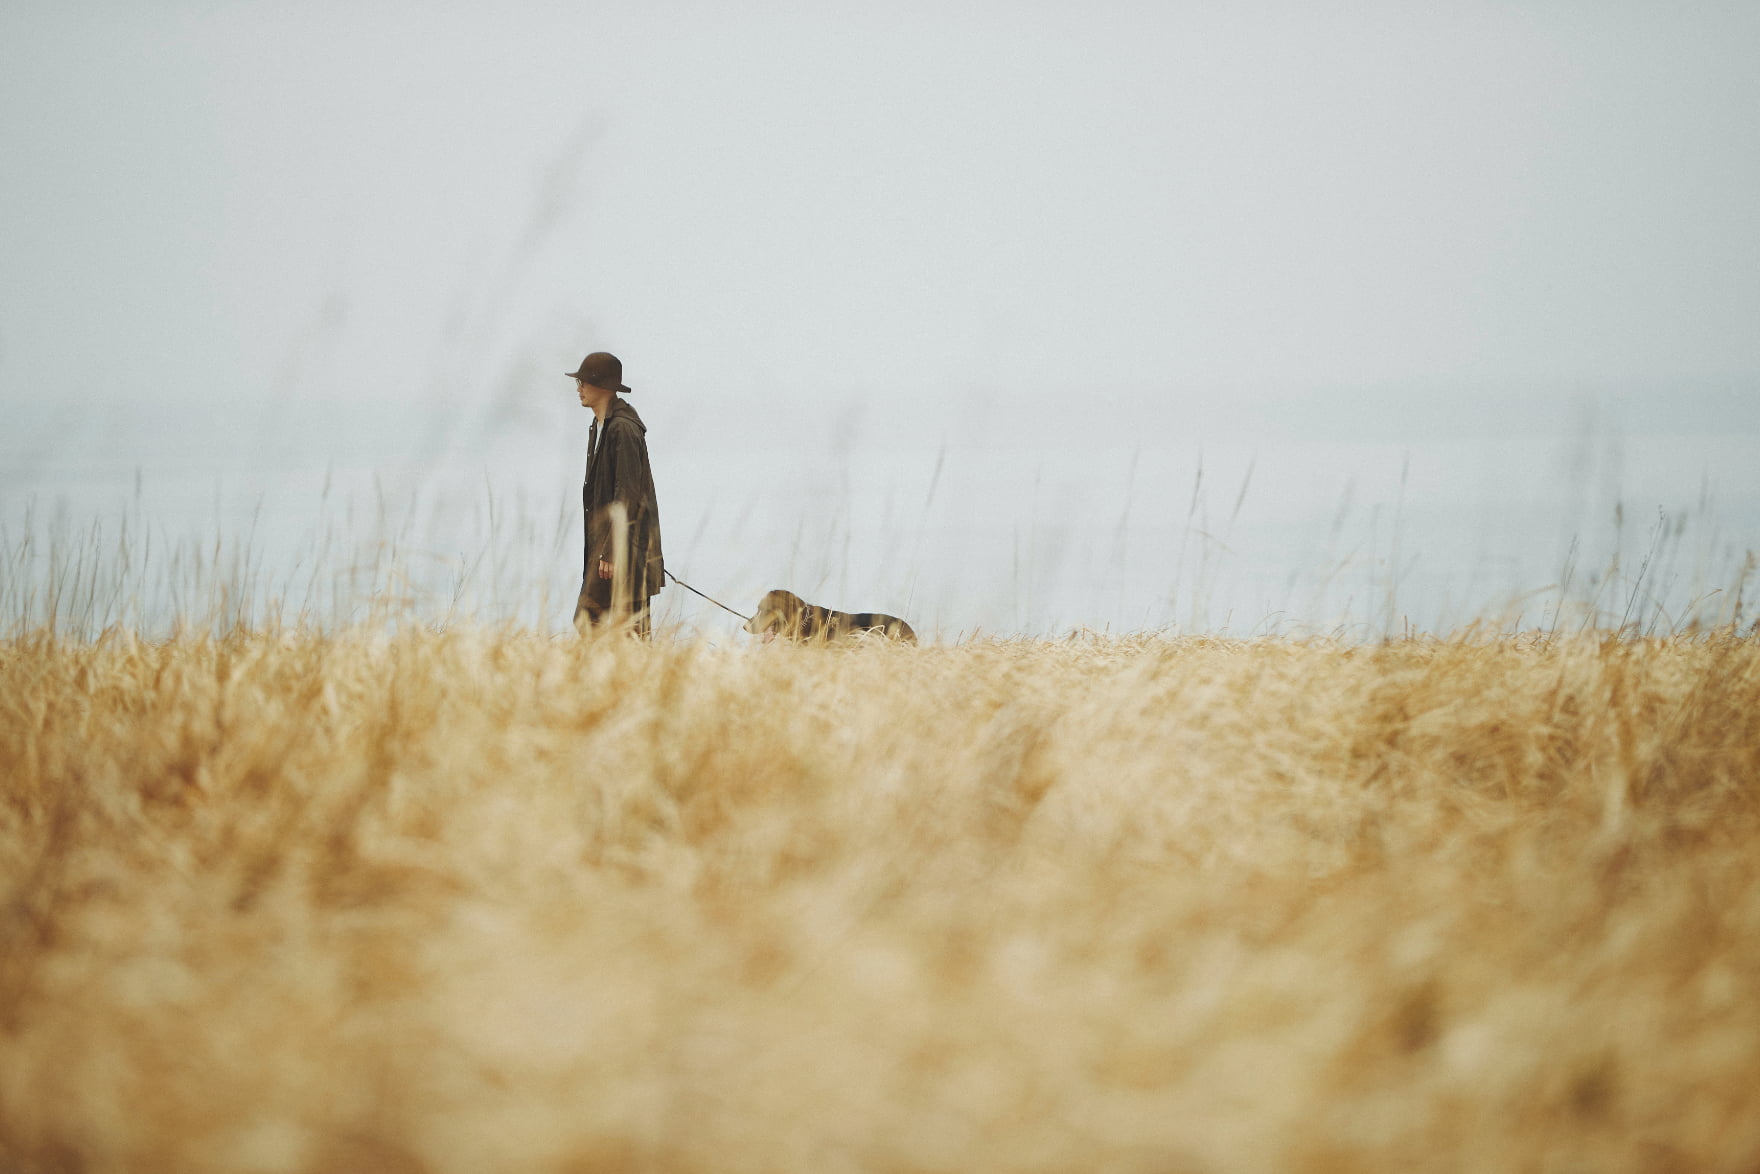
[586,397,644,480]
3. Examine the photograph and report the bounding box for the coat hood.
[605,397,647,434]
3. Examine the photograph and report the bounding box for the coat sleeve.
[593,421,657,564]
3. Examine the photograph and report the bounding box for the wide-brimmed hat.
[567,352,631,393]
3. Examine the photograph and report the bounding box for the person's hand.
[598,558,614,580]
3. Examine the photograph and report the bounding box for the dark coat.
[583,398,664,597]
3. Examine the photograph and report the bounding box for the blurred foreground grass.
[3,626,1759,1171]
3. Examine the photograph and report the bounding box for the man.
[568,351,664,637]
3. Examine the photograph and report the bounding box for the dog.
[742,589,918,645]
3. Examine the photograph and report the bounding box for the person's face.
[576,378,594,408]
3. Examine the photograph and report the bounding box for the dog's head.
[743,589,804,642]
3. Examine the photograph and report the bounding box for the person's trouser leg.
[574,575,652,639]
[573,573,606,634]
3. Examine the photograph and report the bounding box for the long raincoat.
[581,397,664,603]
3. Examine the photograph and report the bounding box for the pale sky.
[3,2,1758,634]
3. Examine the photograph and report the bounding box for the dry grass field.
[3,625,1760,1172]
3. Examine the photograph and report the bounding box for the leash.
[664,569,753,623]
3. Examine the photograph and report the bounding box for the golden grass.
[3,627,1759,1171]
